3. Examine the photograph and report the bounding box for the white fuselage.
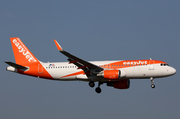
[40,60,176,81]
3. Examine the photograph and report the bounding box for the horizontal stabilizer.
[5,61,28,70]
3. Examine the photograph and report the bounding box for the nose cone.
[171,67,176,75]
[169,67,176,76]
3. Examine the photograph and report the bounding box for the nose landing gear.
[151,84,155,88]
[150,77,155,88]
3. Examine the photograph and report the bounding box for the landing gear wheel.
[150,77,155,89]
[95,87,102,93]
[89,81,95,88]
[151,84,155,88]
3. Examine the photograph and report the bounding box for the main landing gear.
[95,82,103,94]
[88,81,103,93]
[150,77,155,88]
[89,81,95,88]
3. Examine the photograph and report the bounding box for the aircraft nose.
[170,67,176,75]
[171,68,176,74]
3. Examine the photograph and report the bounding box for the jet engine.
[97,70,126,80]
[103,70,120,80]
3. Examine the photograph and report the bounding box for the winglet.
[54,40,63,51]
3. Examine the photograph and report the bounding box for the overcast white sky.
[1,0,180,119]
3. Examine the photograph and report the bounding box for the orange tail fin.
[10,37,38,65]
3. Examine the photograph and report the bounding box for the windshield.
[160,63,169,66]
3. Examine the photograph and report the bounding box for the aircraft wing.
[54,40,104,77]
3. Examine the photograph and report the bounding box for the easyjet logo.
[123,61,147,65]
[13,39,37,62]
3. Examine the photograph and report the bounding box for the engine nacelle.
[97,70,126,80]
[104,70,120,80]
[107,79,130,89]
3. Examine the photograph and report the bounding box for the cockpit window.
[160,63,169,66]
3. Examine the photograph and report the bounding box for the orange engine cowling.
[103,70,120,80]
[107,79,130,89]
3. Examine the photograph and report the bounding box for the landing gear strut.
[150,77,155,88]
[95,82,103,94]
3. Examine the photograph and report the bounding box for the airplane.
[5,37,176,93]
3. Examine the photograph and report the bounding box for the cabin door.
[149,60,154,70]
[38,64,43,73]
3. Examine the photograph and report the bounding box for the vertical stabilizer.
[10,37,38,65]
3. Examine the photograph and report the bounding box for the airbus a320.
[5,38,176,93]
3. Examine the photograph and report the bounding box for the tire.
[95,87,102,93]
[151,84,155,88]
[89,81,95,88]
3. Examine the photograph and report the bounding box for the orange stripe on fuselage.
[61,71,84,78]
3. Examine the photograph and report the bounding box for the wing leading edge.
[53,40,103,77]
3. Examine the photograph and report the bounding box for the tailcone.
[6,66,17,73]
